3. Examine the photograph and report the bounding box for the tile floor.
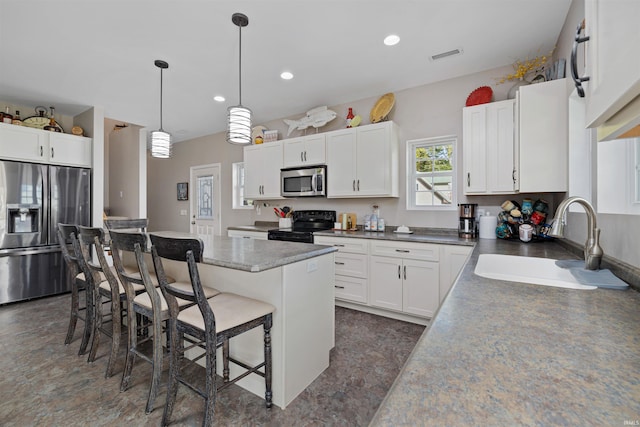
[0,294,425,426]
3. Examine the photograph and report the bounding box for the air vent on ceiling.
[430,48,463,61]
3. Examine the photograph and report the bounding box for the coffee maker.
[458,203,477,238]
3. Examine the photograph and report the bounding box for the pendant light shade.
[227,13,252,145]
[151,59,172,158]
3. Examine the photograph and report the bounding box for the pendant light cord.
[238,24,242,106]
[159,67,164,131]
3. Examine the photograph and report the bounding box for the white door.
[190,164,221,259]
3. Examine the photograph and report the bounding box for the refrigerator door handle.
[42,164,50,245]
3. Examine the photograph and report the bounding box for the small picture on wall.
[177,182,188,201]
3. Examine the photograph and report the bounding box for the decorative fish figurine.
[283,106,337,136]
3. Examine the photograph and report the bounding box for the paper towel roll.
[479,215,497,239]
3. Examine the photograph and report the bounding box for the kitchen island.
[371,239,640,425]
[151,234,337,409]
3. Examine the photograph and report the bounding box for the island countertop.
[371,239,640,426]
[150,232,336,273]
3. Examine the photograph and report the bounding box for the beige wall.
[107,123,144,218]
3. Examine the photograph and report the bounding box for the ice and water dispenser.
[7,204,40,234]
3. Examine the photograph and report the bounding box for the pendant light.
[227,13,252,145]
[151,59,171,158]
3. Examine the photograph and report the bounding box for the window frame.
[406,135,457,211]
[232,162,253,210]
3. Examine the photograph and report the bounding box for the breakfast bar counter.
[371,239,640,426]
[152,234,337,409]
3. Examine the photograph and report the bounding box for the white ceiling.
[0,0,572,143]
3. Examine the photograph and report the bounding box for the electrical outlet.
[119,191,123,198]
[180,209,187,216]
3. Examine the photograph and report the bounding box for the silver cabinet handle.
[333,244,345,247]
[398,265,401,279]
[357,180,360,191]
[335,261,345,265]
[403,265,407,280]
[335,285,345,289]
[301,152,304,162]
[51,147,54,158]
[352,180,356,191]
[395,249,410,253]
[242,236,251,239]
[467,172,470,187]
[40,146,43,157]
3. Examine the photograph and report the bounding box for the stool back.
[104,218,148,232]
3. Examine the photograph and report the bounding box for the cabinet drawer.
[334,275,367,304]
[314,236,368,254]
[370,240,439,261]
[334,253,368,278]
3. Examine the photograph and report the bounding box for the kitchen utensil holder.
[279,218,292,229]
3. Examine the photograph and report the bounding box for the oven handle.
[312,173,318,193]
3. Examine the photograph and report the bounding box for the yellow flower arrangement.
[497,48,555,84]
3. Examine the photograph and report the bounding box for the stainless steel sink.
[474,254,597,290]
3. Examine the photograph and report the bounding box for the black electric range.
[267,210,336,244]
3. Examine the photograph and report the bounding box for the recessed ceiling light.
[280,71,294,80]
[384,34,400,46]
[214,95,225,102]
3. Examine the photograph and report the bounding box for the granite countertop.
[371,239,640,426]
[150,232,336,273]
[314,227,474,246]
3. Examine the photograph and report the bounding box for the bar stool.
[77,225,144,378]
[57,223,90,353]
[109,230,220,414]
[104,218,148,233]
[150,233,275,426]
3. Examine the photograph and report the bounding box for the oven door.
[281,166,326,197]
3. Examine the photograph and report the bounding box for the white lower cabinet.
[314,236,368,304]
[315,234,471,323]
[370,240,440,318]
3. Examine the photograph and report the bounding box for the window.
[232,162,253,209]
[597,137,640,215]
[406,136,456,210]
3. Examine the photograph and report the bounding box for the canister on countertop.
[479,212,497,239]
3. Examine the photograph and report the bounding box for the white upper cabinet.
[0,123,92,168]
[326,121,399,198]
[582,0,640,139]
[283,134,326,168]
[463,99,516,195]
[517,78,568,192]
[243,141,284,200]
[462,79,568,195]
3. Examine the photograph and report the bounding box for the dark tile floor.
[0,294,425,426]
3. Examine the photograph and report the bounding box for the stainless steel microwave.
[281,165,327,197]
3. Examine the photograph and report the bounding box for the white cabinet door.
[585,0,640,130]
[439,245,472,303]
[326,122,399,198]
[49,132,92,167]
[243,142,283,200]
[463,105,488,193]
[283,134,326,168]
[356,123,395,196]
[0,123,48,162]
[227,229,268,240]
[402,258,439,318]
[370,256,403,311]
[283,138,306,168]
[326,128,357,196]
[463,100,515,195]
[518,78,568,192]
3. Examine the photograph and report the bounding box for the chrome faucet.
[549,196,603,270]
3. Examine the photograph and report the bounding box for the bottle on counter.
[364,214,371,231]
[341,213,348,230]
[378,217,385,232]
[2,106,13,124]
[370,205,379,232]
[12,110,22,126]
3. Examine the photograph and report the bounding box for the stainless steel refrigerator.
[0,160,91,304]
